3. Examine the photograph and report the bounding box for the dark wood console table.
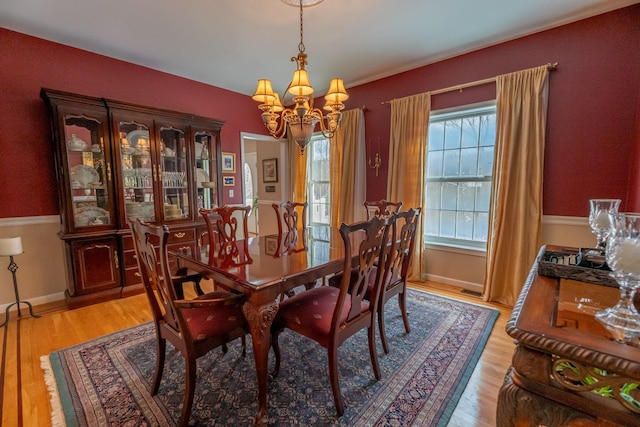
[497,245,640,427]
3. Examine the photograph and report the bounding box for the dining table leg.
[242,300,279,426]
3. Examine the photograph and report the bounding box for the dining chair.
[270,216,393,416]
[271,201,308,256]
[128,218,248,427]
[172,268,205,299]
[272,201,318,300]
[376,207,421,354]
[328,208,421,354]
[272,201,307,234]
[364,199,403,220]
[200,205,251,244]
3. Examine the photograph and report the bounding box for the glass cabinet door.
[194,131,219,210]
[159,126,190,221]
[64,113,113,230]
[118,121,156,222]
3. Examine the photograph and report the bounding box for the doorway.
[240,133,288,236]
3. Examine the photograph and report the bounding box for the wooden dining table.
[170,226,352,426]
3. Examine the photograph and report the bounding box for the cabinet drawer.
[124,227,194,247]
[122,235,134,250]
[125,266,142,286]
[167,228,195,244]
[123,249,138,268]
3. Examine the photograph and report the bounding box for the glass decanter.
[594,212,640,342]
[588,199,621,249]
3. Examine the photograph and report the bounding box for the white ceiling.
[1,0,638,96]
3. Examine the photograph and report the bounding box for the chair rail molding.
[0,215,60,227]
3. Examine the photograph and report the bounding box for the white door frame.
[240,132,288,234]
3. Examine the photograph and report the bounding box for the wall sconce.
[368,138,383,177]
[0,236,39,327]
[368,153,382,177]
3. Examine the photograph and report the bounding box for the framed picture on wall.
[221,152,236,173]
[223,176,235,186]
[262,158,278,183]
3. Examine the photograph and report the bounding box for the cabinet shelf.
[41,88,224,308]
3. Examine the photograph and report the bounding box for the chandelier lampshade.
[289,69,314,97]
[325,78,349,103]
[252,0,348,153]
[252,79,276,103]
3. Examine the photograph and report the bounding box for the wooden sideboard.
[497,245,640,426]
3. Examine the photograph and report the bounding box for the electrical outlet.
[229,189,234,197]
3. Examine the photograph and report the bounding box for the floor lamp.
[0,236,40,327]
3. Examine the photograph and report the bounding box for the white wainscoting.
[0,214,592,311]
[0,216,67,310]
[423,215,592,293]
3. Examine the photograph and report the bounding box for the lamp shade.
[288,69,314,96]
[252,79,276,103]
[270,93,284,113]
[0,237,23,256]
[324,78,349,102]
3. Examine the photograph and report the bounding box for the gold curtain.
[287,131,308,204]
[388,93,430,281]
[330,108,366,227]
[482,65,550,306]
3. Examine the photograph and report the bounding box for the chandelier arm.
[271,107,296,139]
[312,107,336,139]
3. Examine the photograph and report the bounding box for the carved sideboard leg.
[497,367,617,427]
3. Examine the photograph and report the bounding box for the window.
[424,103,496,250]
[243,162,254,211]
[306,134,332,262]
[307,135,331,226]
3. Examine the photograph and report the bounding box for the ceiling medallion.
[280,0,324,7]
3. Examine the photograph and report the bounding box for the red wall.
[1,4,639,219]
[629,77,640,209]
[348,4,640,216]
[0,28,265,217]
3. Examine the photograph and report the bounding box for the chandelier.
[252,0,348,154]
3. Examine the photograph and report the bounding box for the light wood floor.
[0,281,514,426]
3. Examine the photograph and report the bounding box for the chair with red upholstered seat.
[376,208,421,353]
[128,218,248,427]
[329,208,421,354]
[200,205,251,245]
[364,199,403,220]
[200,205,253,272]
[271,201,308,256]
[270,216,392,416]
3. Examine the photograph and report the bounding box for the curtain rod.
[381,62,558,104]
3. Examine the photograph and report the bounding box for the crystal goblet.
[588,199,621,249]
[594,212,640,342]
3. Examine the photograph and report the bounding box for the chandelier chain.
[298,1,305,52]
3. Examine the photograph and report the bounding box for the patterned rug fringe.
[40,355,66,427]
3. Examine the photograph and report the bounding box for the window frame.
[306,133,331,228]
[423,101,497,252]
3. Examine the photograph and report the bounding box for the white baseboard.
[0,292,65,313]
[423,273,484,294]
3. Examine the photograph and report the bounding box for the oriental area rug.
[41,289,498,426]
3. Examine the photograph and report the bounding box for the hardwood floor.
[0,281,514,426]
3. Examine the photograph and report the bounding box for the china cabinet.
[41,88,224,308]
